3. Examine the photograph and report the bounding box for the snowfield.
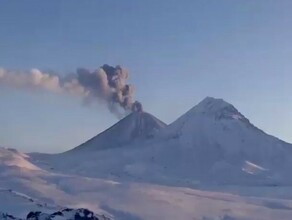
[1,97,292,220]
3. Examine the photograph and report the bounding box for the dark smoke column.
[132,101,143,112]
[76,64,143,116]
[101,64,143,113]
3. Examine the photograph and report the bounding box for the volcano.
[3,97,292,220]
[69,111,166,152]
[57,97,292,185]
[156,97,292,184]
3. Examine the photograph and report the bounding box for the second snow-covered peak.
[160,97,254,138]
[189,97,246,121]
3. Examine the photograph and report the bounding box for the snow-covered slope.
[26,208,111,220]
[157,97,292,184]
[0,148,41,172]
[2,97,292,220]
[0,188,59,218]
[2,163,292,220]
[0,147,112,219]
[44,97,292,185]
[69,111,166,152]
[0,188,110,220]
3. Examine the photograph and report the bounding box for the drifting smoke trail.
[0,65,143,117]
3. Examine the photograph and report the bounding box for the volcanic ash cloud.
[0,65,143,117]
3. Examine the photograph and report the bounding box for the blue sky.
[0,0,292,153]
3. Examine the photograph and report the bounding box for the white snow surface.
[0,148,40,172]
[1,97,292,220]
[47,97,292,185]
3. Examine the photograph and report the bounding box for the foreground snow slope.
[0,188,58,218]
[2,147,292,219]
[0,147,41,172]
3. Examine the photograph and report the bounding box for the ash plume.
[0,65,143,117]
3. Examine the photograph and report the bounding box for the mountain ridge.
[2,97,292,220]
[54,96,292,185]
[67,111,166,152]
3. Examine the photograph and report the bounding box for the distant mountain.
[68,111,166,152]
[2,97,292,220]
[50,97,292,185]
[157,97,292,184]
